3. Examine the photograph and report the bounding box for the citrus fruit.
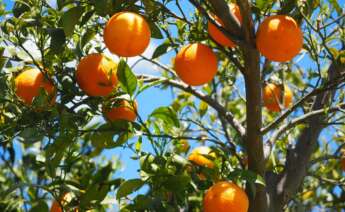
[76,53,118,97]
[263,83,292,112]
[103,12,151,57]
[50,193,78,212]
[174,43,218,86]
[188,146,216,168]
[15,68,55,105]
[103,99,137,122]
[256,15,303,62]
[204,181,249,212]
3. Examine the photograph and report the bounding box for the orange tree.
[0,0,344,211]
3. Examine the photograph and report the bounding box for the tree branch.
[261,75,345,134]
[228,0,267,210]
[139,75,246,137]
[207,0,241,36]
[267,102,345,146]
[267,61,345,211]
[236,0,255,45]
[188,0,250,49]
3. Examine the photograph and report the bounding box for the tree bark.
[208,0,267,210]
[243,48,267,212]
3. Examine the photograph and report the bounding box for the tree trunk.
[243,48,267,212]
[266,62,344,211]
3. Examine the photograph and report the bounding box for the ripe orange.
[76,53,118,97]
[15,68,55,105]
[256,15,303,62]
[50,201,62,212]
[103,100,137,122]
[263,83,292,112]
[204,181,249,212]
[301,190,314,200]
[188,146,216,168]
[208,3,242,48]
[50,193,78,212]
[174,43,218,86]
[103,12,151,57]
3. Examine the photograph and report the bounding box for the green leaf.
[113,132,132,148]
[255,0,273,10]
[117,60,138,96]
[148,22,163,39]
[329,0,342,14]
[12,1,30,18]
[93,0,112,16]
[18,128,44,145]
[46,151,63,178]
[91,122,132,149]
[81,29,96,48]
[230,169,266,186]
[60,110,78,133]
[116,179,145,200]
[29,201,49,212]
[199,101,208,117]
[280,0,297,15]
[0,47,4,57]
[47,28,66,54]
[91,131,113,149]
[165,175,191,191]
[108,178,124,189]
[93,164,112,183]
[0,47,7,70]
[132,195,154,210]
[57,0,65,10]
[135,137,142,152]
[80,10,95,26]
[151,42,170,59]
[150,106,180,127]
[137,79,165,96]
[80,165,112,205]
[0,4,5,17]
[62,6,84,37]
[45,135,71,158]
[80,183,109,206]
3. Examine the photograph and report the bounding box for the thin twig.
[138,74,246,137]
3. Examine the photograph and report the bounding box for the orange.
[263,83,292,112]
[208,3,242,48]
[50,193,78,212]
[103,100,137,122]
[76,53,118,96]
[50,201,62,212]
[103,12,151,57]
[174,43,218,86]
[301,190,314,200]
[188,146,216,168]
[15,68,55,105]
[204,181,249,212]
[341,158,345,171]
[197,173,207,181]
[256,15,303,62]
